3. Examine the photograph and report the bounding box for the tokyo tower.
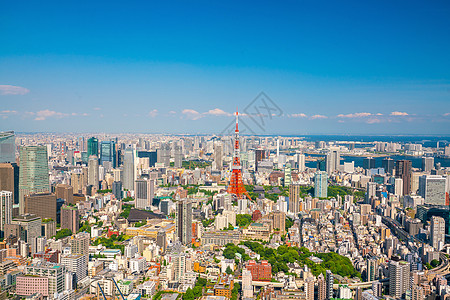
[227,110,252,200]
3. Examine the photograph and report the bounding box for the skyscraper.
[112,181,122,200]
[61,205,80,233]
[289,184,300,215]
[326,147,340,175]
[135,179,154,209]
[284,163,292,187]
[382,158,394,174]
[0,131,15,163]
[363,157,376,170]
[314,171,328,198]
[100,140,116,168]
[88,155,99,188]
[19,146,50,215]
[0,191,12,238]
[55,184,73,205]
[176,200,192,245]
[87,137,98,157]
[123,148,135,191]
[325,270,334,300]
[174,145,183,168]
[389,260,410,299]
[24,193,57,221]
[157,143,170,167]
[422,156,434,172]
[367,257,379,281]
[430,216,445,251]
[317,273,326,300]
[242,268,253,298]
[213,142,223,170]
[272,211,286,234]
[395,160,412,195]
[418,175,446,206]
[0,162,19,204]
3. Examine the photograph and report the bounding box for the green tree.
[183,287,194,300]
[226,266,233,274]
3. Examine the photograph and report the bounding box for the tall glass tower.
[87,137,99,157]
[100,141,116,168]
[0,131,15,163]
[19,146,50,215]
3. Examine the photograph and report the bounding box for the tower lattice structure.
[227,110,252,200]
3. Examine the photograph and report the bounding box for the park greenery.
[120,204,134,219]
[53,228,72,240]
[182,160,211,170]
[285,217,294,232]
[91,233,128,253]
[236,214,252,227]
[97,189,112,194]
[202,218,215,228]
[134,220,147,227]
[223,242,361,279]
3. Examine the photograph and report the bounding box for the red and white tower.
[227,110,252,200]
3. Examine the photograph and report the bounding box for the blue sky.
[1,0,450,135]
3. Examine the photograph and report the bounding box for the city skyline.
[1,1,450,134]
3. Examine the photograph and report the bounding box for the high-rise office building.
[213,142,223,170]
[295,153,306,172]
[0,131,15,163]
[157,143,171,167]
[317,273,326,300]
[418,175,446,206]
[61,254,87,284]
[326,147,340,175]
[242,268,253,298]
[24,193,57,221]
[135,179,154,209]
[272,211,286,234]
[55,184,73,205]
[11,214,42,254]
[123,148,135,191]
[430,216,445,251]
[70,232,90,258]
[382,158,395,174]
[87,137,98,157]
[19,146,50,215]
[157,230,167,253]
[137,151,157,167]
[422,157,434,172]
[0,163,19,204]
[284,163,292,187]
[61,205,80,233]
[112,181,122,200]
[176,200,192,245]
[0,191,12,238]
[289,184,301,215]
[174,145,183,168]
[389,260,410,299]
[314,171,328,198]
[325,270,334,300]
[100,141,116,168]
[367,257,379,281]
[395,160,412,195]
[363,157,376,170]
[88,155,99,189]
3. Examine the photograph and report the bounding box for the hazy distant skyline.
[1,1,450,134]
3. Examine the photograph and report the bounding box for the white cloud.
[291,113,307,118]
[338,112,372,118]
[148,109,158,117]
[390,111,408,116]
[310,114,327,120]
[182,109,203,120]
[93,107,101,111]
[34,110,69,121]
[366,118,382,124]
[205,108,232,116]
[443,113,450,116]
[0,85,30,95]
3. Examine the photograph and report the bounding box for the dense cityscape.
[0,115,449,300]
[2,1,450,299]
